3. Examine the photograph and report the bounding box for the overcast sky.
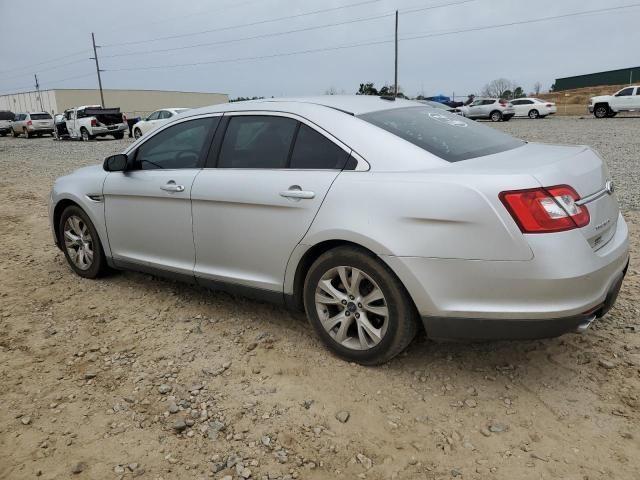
[1,0,639,99]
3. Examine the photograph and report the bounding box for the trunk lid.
[454,143,619,249]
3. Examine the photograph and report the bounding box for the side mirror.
[103,153,128,172]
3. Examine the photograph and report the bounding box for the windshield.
[30,113,52,120]
[418,100,450,110]
[358,106,524,162]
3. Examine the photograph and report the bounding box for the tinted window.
[30,113,52,120]
[290,124,348,169]
[511,100,522,105]
[482,100,495,105]
[0,111,14,120]
[617,88,634,97]
[147,111,161,121]
[218,116,297,168]
[522,100,534,105]
[358,106,524,163]
[636,88,640,96]
[135,118,215,170]
[159,110,172,119]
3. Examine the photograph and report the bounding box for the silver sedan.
[49,96,629,365]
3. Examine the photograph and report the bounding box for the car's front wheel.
[134,128,142,139]
[490,110,503,122]
[594,104,609,119]
[59,205,108,279]
[303,246,418,365]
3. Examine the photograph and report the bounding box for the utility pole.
[90,32,105,107]
[34,73,44,111]
[394,10,398,97]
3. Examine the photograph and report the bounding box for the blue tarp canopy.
[426,95,450,103]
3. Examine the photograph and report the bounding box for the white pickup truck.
[57,105,127,141]
[589,85,640,118]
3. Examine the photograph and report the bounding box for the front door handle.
[280,185,315,200]
[160,181,185,193]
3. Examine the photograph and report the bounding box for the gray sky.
[1,0,639,99]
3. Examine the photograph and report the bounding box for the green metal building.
[554,66,640,91]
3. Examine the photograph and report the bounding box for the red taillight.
[27,120,32,126]
[91,118,97,127]
[499,185,590,233]
[499,100,508,106]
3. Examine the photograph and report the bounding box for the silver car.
[11,111,55,138]
[459,98,515,122]
[49,96,629,365]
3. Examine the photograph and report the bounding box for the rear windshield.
[0,111,14,120]
[358,106,524,162]
[30,113,52,120]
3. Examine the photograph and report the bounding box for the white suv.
[11,112,54,138]
[589,86,640,118]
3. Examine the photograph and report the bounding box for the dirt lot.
[1,117,639,480]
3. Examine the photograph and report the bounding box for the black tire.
[608,112,618,118]
[58,205,108,279]
[80,128,92,141]
[502,115,513,122]
[112,132,124,140]
[11,129,18,138]
[594,104,609,119]
[528,109,540,119]
[303,246,419,365]
[490,110,502,122]
[134,128,142,139]
[0,132,6,137]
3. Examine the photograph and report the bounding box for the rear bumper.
[423,261,627,340]
[92,124,127,135]
[384,213,629,339]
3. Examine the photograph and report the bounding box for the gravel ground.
[0,119,639,480]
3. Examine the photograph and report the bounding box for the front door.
[103,116,218,275]
[610,87,635,111]
[191,114,351,292]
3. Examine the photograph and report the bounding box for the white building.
[0,88,228,116]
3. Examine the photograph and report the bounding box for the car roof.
[187,95,425,117]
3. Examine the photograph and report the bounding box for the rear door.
[103,115,218,274]
[632,87,640,109]
[191,112,350,292]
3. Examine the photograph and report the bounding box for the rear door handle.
[160,181,185,193]
[280,186,315,200]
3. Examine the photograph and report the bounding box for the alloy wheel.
[134,128,142,139]
[63,215,94,270]
[314,266,389,350]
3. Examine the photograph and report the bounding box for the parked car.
[589,86,640,118]
[510,98,557,118]
[417,100,463,115]
[132,108,189,139]
[11,112,54,138]
[0,110,14,136]
[58,106,127,141]
[49,96,629,365]
[458,98,515,121]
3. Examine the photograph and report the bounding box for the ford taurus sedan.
[49,96,629,365]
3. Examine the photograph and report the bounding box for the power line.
[0,58,89,82]
[0,50,90,76]
[0,72,95,94]
[100,0,475,60]
[102,3,640,73]
[100,0,383,48]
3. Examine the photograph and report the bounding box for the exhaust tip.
[575,315,596,333]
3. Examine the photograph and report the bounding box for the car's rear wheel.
[23,128,30,139]
[528,109,540,119]
[80,128,92,141]
[303,246,418,365]
[59,206,108,279]
[594,104,609,119]
[490,110,502,122]
[113,132,124,140]
[134,128,142,139]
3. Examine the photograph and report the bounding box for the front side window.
[290,124,349,169]
[159,110,173,120]
[135,117,216,170]
[358,106,524,163]
[616,88,634,97]
[482,100,496,105]
[218,115,297,168]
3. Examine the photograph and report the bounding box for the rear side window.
[218,116,297,168]
[290,124,349,169]
[358,106,524,162]
[30,113,52,120]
